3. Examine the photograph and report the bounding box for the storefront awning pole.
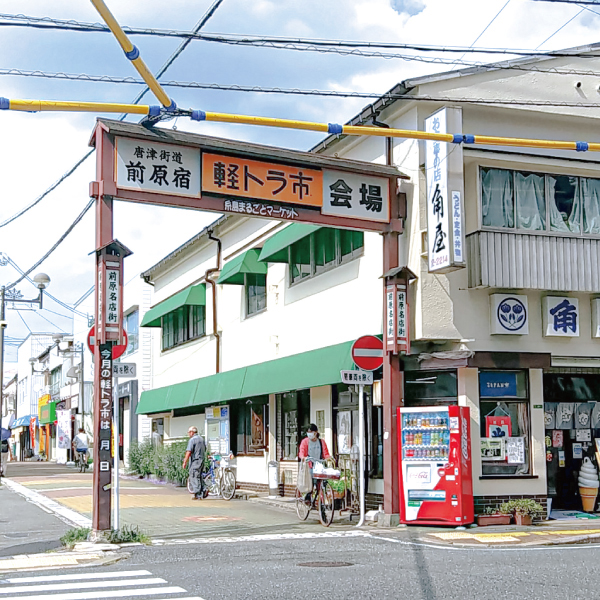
[356,382,366,528]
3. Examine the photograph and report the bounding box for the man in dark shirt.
[183,426,207,500]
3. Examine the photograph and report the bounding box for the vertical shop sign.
[57,409,71,449]
[424,107,465,273]
[98,345,113,505]
[385,283,409,354]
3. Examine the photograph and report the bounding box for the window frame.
[288,229,364,286]
[479,165,600,238]
[160,304,206,351]
[123,310,139,356]
[244,273,267,318]
[478,369,533,478]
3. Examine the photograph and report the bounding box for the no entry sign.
[87,326,128,360]
[351,336,384,371]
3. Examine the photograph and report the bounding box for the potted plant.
[499,499,544,526]
[328,477,346,500]
[476,506,512,526]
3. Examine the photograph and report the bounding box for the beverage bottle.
[417,415,422,427]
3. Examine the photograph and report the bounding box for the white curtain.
[515,172,545,231]
[581,178,600,235]
[548,176,580,233]
[482,169,513,228]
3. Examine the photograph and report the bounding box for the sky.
[0,0,599,363]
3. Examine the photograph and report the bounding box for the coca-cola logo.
[461,416,469,461]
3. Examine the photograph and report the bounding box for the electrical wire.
[7,198,94,291]
[1,14,598,58]
[14,310,32,334]
[0,150,93,230]
[34,311,68,333]
[535,7,585,49]
[532,0,600,4]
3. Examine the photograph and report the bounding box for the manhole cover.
[297,562,353,568]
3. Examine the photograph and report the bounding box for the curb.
[2,479,92,529]
[0,551,127,574]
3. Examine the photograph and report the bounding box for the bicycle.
[295,458,337,527]
[187,454,236,500]
[74,449,89,473]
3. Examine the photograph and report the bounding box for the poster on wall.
[556,403,575,429]
[506,437,525,464]
[573,443,583,459]
[576,429,592,442]
[552,430,564,448]
[480,438,505,461]
[486,416,512,438]
[575,403,594,429]
[56,410,71,450]
[337,411,352,454]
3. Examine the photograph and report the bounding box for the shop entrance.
[544,373,600,512]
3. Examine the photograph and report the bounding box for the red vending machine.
[398,405,474,526]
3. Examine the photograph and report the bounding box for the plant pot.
[514,513,533,526]
[476,514,511,527]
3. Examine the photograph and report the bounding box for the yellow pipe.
[8,99,150,114]
[89,0,173,109]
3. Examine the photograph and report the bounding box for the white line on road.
[152,530,372,545]
[0,586,187,600]
[0,578,167,594]
[5,571,152,584]
[2,479,91,529]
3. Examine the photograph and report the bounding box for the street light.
[0,273,51,474]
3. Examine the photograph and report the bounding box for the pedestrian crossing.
[0,569,203,600]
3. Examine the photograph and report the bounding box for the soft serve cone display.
[578,457,599,512]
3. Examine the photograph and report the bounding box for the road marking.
[5,571,152,584]
[2,479,91,529]
[0,578,167,595]
[0,587,187,600]
[152,530,372,545]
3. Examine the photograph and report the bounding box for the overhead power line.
[1,14,598,58]
[532,0,600,4]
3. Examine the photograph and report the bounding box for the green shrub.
[106,525,150,545]
[127,438,189,484]
[498,499,544,518]
[60,527,91,547]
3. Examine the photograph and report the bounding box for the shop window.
[49,367,62,397]
[245,273,266,317]
[124,310,139,356]
[405,370,458,406]
[479,370,531,476]
[232,397,268,455]
[481,167,600,235]
[289,229,364,285]
[276,390,310,460]
[161,305,205,351]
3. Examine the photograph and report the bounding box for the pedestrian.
[0,436,12,477]
[183,426,207,500]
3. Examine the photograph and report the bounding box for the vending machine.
[398,405,474,526]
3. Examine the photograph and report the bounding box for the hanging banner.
[57,410,71,449]
[486,415,512,438]
[424,107,465,273]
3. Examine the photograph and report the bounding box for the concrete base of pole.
[377,513,400,528]
[89,530,112,543]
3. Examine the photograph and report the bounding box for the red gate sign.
[351,336,384,371]
[87,326,128,360]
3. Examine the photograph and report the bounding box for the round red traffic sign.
[351,335,384,371]
[87,326,128,360]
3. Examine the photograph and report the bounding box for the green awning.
[140,283,206,328]
[258,223,321,263]
[217,249,267,285]
[136,339,355,415]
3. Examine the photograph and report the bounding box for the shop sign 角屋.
[543,296,579,337]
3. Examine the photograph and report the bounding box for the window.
[232,397,268,455]
[276,390,310,460]
[161,305,205,351]
[479,370,531,476]
[481,167,600,235]
[50,367,61,397]
[289,229,364,284]
[245,273,266,316]
[123,310,139,356]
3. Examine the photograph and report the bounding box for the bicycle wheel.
[318,480,335,527]
[220,469,236,500]
[295,488,310,521]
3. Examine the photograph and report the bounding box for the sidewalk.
[5,465,353,540]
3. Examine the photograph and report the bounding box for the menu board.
[506,437,525,464]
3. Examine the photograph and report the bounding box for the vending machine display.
[398,405,474,526]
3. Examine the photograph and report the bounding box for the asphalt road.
[28,532,595,600]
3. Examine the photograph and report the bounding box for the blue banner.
[479,371,518,397]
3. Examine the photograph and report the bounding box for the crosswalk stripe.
[0,577,166,594]
[0,586,187,600]
[5,570,152,584]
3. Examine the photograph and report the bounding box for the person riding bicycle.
[72,427,90,464]
[298,424,331,503]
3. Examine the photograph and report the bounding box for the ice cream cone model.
[578,457,599,512]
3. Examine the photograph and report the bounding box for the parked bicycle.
[187,453,236,500]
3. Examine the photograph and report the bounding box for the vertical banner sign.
[424,107,465,273]
[98,344,113,525]
[57,410,71,449]
[386,285,395,352]
[105,263,120,336]
[397,287,409,354]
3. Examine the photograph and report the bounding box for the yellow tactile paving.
[55,495,225,512]
[431,531,528,540]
